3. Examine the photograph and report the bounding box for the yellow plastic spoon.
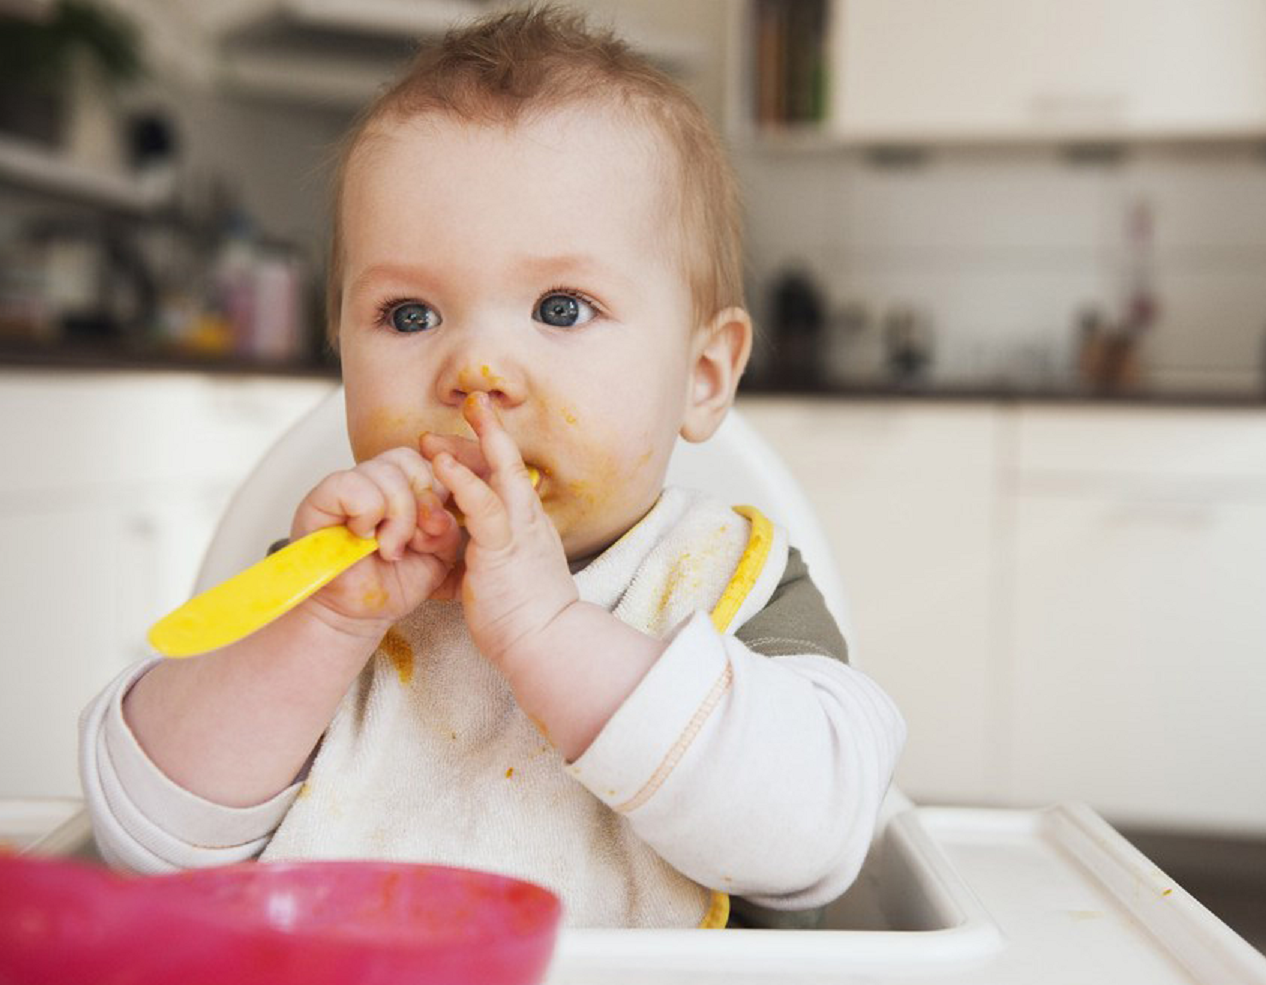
[148,525,379,658]
[148,466,541,658]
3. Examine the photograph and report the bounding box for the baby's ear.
[680,307,753,443]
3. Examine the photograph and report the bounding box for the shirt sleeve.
[567,553,906,911]
[78,660,303,873]
[735,547,848,662]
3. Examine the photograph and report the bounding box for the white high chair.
[180,386,1266,985]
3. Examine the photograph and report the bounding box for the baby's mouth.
[449,462,544,527]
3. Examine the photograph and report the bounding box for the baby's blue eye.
[389,302,440,333]
[535,292,596,328]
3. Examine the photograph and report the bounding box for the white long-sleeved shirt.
[80,488,904,924]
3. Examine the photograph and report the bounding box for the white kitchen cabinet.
[732,0,1266,143]
[0,501,129,799]
[0,370,336,798]
[1005,489,1266,832]
[741,397,1266,836]
[1003,406,1266,833]
[739,397,1003,805]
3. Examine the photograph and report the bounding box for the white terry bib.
[262,487,787,927]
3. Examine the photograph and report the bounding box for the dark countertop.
[2,342,1263,408]
[738,377,1266,409]
[0,340,340,380]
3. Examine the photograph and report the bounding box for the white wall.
[737,144,1266,394]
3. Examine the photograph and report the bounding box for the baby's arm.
[572,609,904,911]
[112,448,460,809]
[428,399,902,906]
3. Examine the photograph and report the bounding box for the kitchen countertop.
[0,340,340,380]
[2,342,1263,408]
[739,378,1266,409]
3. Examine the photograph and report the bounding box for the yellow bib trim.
[699,888,731,929]
[710,505,774,634]
[695,505,772,928]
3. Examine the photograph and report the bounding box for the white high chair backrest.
[196,386,855,651]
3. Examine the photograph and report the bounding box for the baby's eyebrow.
[349,263,433,295]
[512,253,633,292]
[347,256,633,296]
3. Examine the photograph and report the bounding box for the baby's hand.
[423,394,578,671]
[291,448,461,635]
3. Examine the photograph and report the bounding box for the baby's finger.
[429,561,465,601]
[407,504,461,565]
[419,431,487,478]
[431,449,512,552]
[415,486,453,537]
[292,468,387,541]
[356,459,421,560]
[375,446,444,495]
[462,394,536,507]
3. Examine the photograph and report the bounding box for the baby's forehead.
[348,102,681,205]
[336,101,697,308]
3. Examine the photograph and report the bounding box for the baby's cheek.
[547,438,662,547]
[349,405,428,462]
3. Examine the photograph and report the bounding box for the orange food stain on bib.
[379,628,414,685]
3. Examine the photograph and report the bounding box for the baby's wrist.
[498,601,665,760]
[294,598,395,652]
[496,598,586,682]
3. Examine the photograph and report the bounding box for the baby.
[80,6,904,929]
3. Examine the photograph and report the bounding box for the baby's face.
[338,105,701,560]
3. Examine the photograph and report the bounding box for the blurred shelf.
[219,48,401,109]
[0,339,339,379]
[214,0,490,40]
[214,0,701,108]
[0,136,171,216]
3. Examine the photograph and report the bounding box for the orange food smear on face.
[566,478,600,509]
[461,364,506,393]
[505,767,515,779]
[358,406,424,460]
[379,628,414,685]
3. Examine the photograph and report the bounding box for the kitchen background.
[2,0,1264,950]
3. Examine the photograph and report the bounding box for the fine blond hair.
[326,3,744,342]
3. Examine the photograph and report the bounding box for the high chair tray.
[0,798,84,854]
[14,799,1266,984]
[548,803,1266,984]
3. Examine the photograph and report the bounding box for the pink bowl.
[0,854,561,985]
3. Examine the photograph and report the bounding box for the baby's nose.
[441,362,525,409]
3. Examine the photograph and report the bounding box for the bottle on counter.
[883,305,933,387]
[208,212,307,363]
[769,267,826,387]
[1260,324,1266,396]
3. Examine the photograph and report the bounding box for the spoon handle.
[147,526,378,658]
